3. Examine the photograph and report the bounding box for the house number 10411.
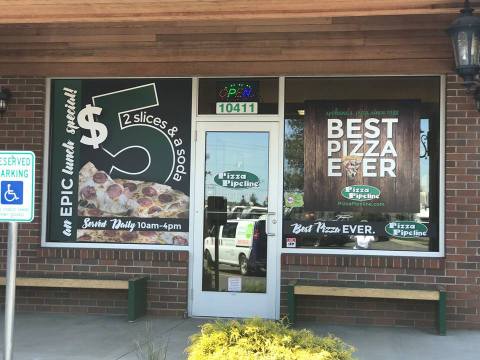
[216,102,258,114]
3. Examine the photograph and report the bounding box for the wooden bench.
[0,276,148,322]
[287,283,446,335]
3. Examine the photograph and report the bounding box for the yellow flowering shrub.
[186,318,355,360]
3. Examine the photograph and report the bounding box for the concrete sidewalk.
[1,313,480,360]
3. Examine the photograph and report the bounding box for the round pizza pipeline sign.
[214,171,260,189]
[385,221,428,238]
[341,185,381,202]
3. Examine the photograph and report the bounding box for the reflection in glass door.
[203,132,269,294]
[192,122,278,319]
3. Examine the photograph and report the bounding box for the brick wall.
[0,76,189,317]
[281,256,446,328]
[281,74,480,330]
[1,75,479,328]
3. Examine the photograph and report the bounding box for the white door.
[192,121,279,318]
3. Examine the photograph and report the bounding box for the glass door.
[191,121,279,318]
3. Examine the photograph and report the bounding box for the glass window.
[283,77,441,252]
[198,78,278,114]
[221,223,238,238]
[202,131,269,293]
[46,78,192,246]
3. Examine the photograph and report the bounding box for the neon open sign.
[217,81,258,102]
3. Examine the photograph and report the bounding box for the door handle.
[266,212,277,236]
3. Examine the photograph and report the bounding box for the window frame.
[40,75,445,257]
[279,75,446,258]
[41,77,197,251]
[196,76,281,119]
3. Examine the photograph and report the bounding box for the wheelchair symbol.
[4,184,20,202]
[1,181,23,205]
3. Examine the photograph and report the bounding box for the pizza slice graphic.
[342,156,362,180]
[77,229,188,245]
[77,162,189,219]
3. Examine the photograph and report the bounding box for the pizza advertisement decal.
[47,79,192,245]
[303,100,420,214]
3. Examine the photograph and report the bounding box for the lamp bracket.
[0,87,12,100]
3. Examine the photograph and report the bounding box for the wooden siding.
[0,2,460,76]
[0,1,469,24]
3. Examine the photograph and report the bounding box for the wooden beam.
[0,277,129,290]
[0,34,156,44]
[0,0,468,25]
[0,59,454,77]
[0,44,452,63]
[294,285,440,301]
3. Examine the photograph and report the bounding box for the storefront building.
[1,1,479,329]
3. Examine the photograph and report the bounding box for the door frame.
[188,77,285,319]
[191,120,280,318]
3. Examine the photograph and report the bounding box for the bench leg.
[438,290,447,335]
[287,285,296,325]
[128,277,148,322]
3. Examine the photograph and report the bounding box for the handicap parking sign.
[1,181,23,205]
[0,151,35,222]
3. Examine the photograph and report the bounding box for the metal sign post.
[4,222,18,360]
[0,151,35,360]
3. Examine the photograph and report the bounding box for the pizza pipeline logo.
[385,221,428,238]
[214,171,260,189]
[341,185,381,202]
[338,184,384,207]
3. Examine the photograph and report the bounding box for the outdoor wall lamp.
[448,0,480,110]
[0,87,12,117]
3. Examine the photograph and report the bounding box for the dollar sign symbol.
[77,104,108,149]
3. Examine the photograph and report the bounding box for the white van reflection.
[204,218,267,276]
[227,206,267,220]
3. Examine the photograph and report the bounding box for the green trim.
[438,289,447,335]
[128,276,148,322]
[287,284,296,325]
